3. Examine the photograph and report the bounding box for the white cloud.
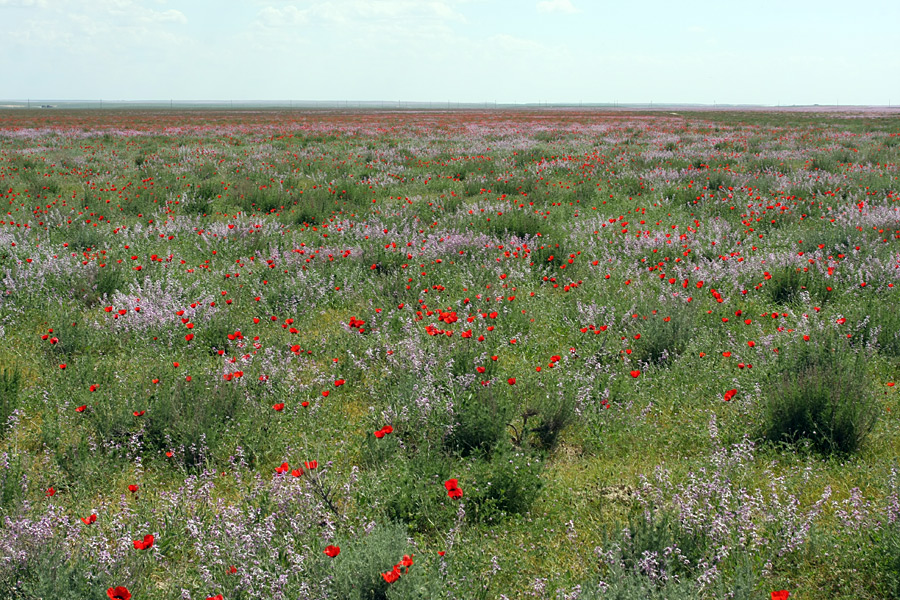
[258,5,308,26]
[0,0,48,6]
[536,0,578,14]
[255,1,465,28]
[139,8,185,23]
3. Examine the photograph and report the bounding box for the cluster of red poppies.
[373,425,393,438]
[381,554,414,583]
[347,316,367,333]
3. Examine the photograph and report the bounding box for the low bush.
[850,297,900,357]
[465,446,543,522]
[0,365,20,437]
[379,451,456,533]
[764,266,832,305]
[331,521,417,600]
[758,338,877,455]
[629,308,695,365]
[444,389,509,457]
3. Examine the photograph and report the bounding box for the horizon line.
[1,99,898,111]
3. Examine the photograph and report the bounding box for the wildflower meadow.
[0,108,899,599]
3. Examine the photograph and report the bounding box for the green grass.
[0,108,899,598]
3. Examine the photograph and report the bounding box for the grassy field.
[0,108,899,599]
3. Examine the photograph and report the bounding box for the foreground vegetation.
[1,108,899,599]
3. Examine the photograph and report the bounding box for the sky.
[1,0,898,106]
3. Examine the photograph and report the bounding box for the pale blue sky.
[1,0,898,105]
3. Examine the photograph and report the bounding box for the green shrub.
[142,380,243,468]
[291,187,341,225]
[378,451,455,533]
[0,452,24,514]
[867,519,900,598]
[528,395,574,451]
[2,548,110,600]
[508,393,574,452]
[624,507,710,578]
[765,266,832,305]
[445,390,509,457]
[198,313,237,354]
[331,522,416,600]
[528,244,569,274]
[759,339,877,455]
[465,446,543,522]
[0,365,20,437]
[850,297,900,357]
[581,568,700,600]
[64,224,105,252]
[630,308,695,365]
[474,211,543,239]
[582,507,724,600]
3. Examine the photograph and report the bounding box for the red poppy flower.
[133,410,145,417]
[382,565,401,583]
[107,587,131,600]
[444,478,463,498]
[324,545,340,557]
[272,403,285,411]
[133,534,154,550]
[128,484,139,494]
[322,390,330,397]
[291,468,303,477]
[76,405,87,413]
[206,595,223,600]
[771,592,789,600]
[723,389,737,402]
[305,460,318,470]
[630,370,641,378]
[46,487,56,497]
[81,514,97,525]
[507,377,516,385]
[374,429,386,438]
[275,462,289,475]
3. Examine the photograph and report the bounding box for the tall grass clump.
[0,365,20,436]
[765,266,832,306]
[629,307,696,366]
[758,337,878,455]
[331,522,417,600]
[849,297,900,358]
